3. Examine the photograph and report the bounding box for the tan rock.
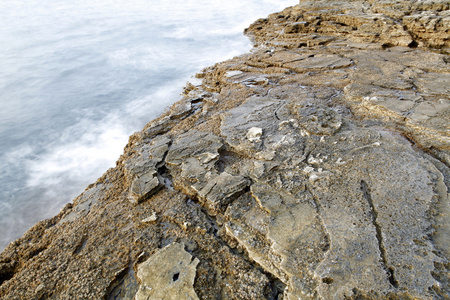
[135,242,199,300]
[1,1,449,299]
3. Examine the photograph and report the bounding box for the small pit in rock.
[172,272,180,282]
[322,277,334,284]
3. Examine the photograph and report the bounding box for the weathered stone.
[1,1,449,299]
[135,242,199,300]
[196,172,249,214]
[292,103,342,136]
[129,170,162,204]
[59,183,108,224]
[124,135,171,203]
[143,116,172,138]
[220,96,281,156]
[141,211,157,223]
[246,127,263,142]
[283,54,353,73]
[165,131,222,167]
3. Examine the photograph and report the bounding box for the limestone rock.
[0,1,449,299]
[141,211,157,223]
[129,169,162,204]
[125,135,171,203]
[197,172,250,215]
[135,242,199,300]
[246,127,263,142]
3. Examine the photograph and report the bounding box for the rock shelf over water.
[1,0,449,299]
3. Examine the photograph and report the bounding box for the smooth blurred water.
[0,0,297,250]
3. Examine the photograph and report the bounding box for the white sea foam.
[25,83,182,192]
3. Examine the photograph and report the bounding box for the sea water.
[0,0,297,250]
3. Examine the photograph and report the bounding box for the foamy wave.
[26,120,127,188]
[26,97,175,191]
[107,46,176,70]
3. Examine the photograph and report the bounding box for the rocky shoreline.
[1,0,449,299]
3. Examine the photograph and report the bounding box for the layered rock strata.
[0,0,449,299]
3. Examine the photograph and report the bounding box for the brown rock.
[0,1,448,299]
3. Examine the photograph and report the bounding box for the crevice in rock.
[157,165,174,190]
[157,141,174,190]
[184,197,286,300]
[73,236,88,256]
[157,140,173,169]
[381,43,395,50]
[274,101,286,121]
[214,146,228,173]
[0,273,13,286]
[187,193,288,299]
[305,185,331,253]
[265,275,286,300]
[215,183,252,216]
[169,98,204,121]
[360,180,399,289]
[408,40,418,48]
[322,277,334,284]
[105,260,139,300]
[0,260,17,286]
[183,194,285,298]
[188,189,248,252]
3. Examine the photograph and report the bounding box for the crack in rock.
[360,180,399,289]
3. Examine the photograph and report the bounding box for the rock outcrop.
[0,0,449,299]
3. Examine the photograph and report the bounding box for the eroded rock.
[125,135,171,203]
[135,242,199,300]
[1,1,449,299]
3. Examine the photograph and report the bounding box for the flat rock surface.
[135,242,199,300]
[0,0,449,299]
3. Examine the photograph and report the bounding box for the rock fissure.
[176,192,288,299]
[304,184,331,254]
[360,180,399,289]
[105,260,138,300]
[157,140,173,169]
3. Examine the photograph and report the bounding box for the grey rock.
[125,135,171,203]
[196,172,249,215]
[129,169,162,204]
